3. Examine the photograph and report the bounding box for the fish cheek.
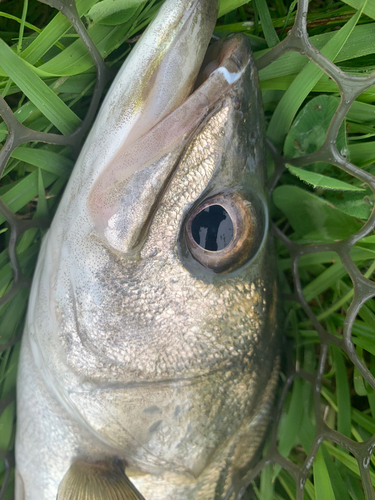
[140,105,230,261]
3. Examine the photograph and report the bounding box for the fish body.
[15,0,279,499]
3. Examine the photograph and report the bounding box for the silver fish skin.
[15,0,279,499]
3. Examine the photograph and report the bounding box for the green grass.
[0,0,375,499]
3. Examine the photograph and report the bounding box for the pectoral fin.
[57,458,145,500]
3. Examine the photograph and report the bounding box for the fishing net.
[0,0,375,499]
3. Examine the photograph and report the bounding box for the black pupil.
[191,205,233,251]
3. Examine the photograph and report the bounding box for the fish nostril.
[230,53,242,71]
[233,97,241,110]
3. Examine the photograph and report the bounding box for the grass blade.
[286,165,364,191]
[0,171,57,224]
[267,5,365,148]
[341,0,375,20]
[11,147,73,178]
[218,0,250,18]
[254,0,280,47]
[0,39,81,133]
[313,448,336,500]
[21,0,98,64]
[332,346,351,437]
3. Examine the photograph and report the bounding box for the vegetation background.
[0,0,375,498]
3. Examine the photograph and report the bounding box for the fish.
[14,0,280,499]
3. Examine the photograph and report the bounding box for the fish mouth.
[88,34,253,255]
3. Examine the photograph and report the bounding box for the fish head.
[28,0,279,478]
[36,3,279,382]
[76,33,277,381]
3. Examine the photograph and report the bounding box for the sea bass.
[15,0,279,499]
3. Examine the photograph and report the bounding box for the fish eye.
[184,191,265,274]
[191,205,234,251]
